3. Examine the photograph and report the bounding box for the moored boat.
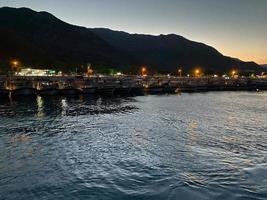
[114,78,137,95]
[114,86,130,94]
[11,79,36,96]
[97,87,115,96]
[130,86,144,95]
[129,78,144,95]
[82,86,97,94]
[58,80,81,95]
[250,78,267,90]
[37,81,59,96]
[80,78,97,94]
[96,78,117,96]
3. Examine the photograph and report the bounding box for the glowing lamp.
[231,70,237,76]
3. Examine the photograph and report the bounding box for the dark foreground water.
[0,92,267,200]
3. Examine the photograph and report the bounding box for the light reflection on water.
[0,92,267,200]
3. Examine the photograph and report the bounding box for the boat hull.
[82,87,97,94]
[114,87,130,95]
[130,87,144,95]
[38,88,59,96]
[59,88,81,96]
[163,86,177,94]
[12,88,36,96]
[97,88,115,96]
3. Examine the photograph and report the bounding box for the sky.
[1,0,267,64]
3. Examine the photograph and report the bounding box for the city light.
[12,61,18,66]
[87,65,93,76]
[178,68,182,77]
[142,67,146,73]
[16,68,58,76]
[231,70,237,77]
[195,69,200,77]
[141,67,147,76]
[10,60,20,72]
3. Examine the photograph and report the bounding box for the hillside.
[0,7,133,72]
[91,28,260,73]
[0,7,262,74]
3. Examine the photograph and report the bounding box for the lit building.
[16,68,57,76]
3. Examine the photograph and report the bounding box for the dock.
[0,75,267,97]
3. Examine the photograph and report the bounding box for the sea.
[0,92,267,200]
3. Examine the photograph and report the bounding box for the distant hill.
[0,7,134,73]
[0,7,262,74]
[91,28,261,73]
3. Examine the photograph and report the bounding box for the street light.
[12,61,18,66]
[178,68,182,77]
[11,60,20,72]
[195,69,200,77]
[231,70,237,77]
[87,65,93,76]
[141,67,147,76]
[142,67,146,72]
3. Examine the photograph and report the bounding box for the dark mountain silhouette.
[91,28,261,73]
[0,7,262,74]
[0,7,133,72]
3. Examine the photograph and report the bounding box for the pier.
[0,75,267,97]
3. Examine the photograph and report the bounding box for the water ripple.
[0,92,267,200]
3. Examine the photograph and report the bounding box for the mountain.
[0,7,262,74]
[91,28,260,73]
[0,7,134,73]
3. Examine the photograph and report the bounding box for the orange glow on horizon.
[204,42,267,64]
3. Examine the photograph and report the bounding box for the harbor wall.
[0,75,267,96]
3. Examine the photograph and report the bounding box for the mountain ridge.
[0,6,135,73]
[91,28,260,73]
[0,7,262,74]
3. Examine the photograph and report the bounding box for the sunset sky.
[1,0,267,64]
